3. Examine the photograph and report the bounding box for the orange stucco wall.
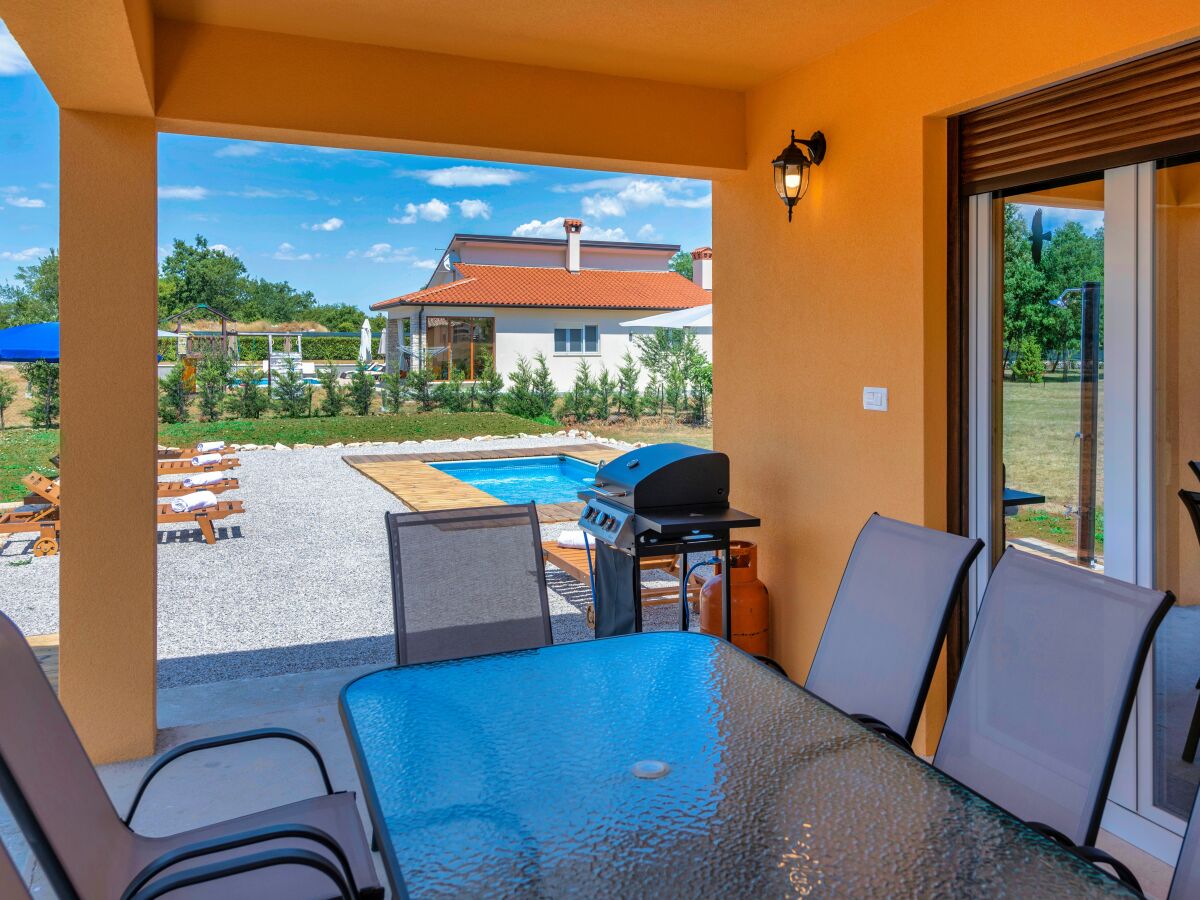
[714,0,1200,750]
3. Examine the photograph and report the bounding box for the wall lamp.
[772,130,826,221]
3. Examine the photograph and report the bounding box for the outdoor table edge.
[336,631,1134,899]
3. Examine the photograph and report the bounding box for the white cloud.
[304,216,344,232]
[581,194,625,218]
[636,224,662,241]
[272,242,314,261]
[0,23,33,76]
[236,187,321,201]
[551,176,636,194]
[404,166,527,188]
[209,243,235,254]
[5,196,44,208]
[511,217,628,242]
[394,199,450,224]
[0,246,47,262]
[159,185,209,200]
[214,142,263,158]
[412,259,438,270]
[347,243,422,264]
[456,199,491,220]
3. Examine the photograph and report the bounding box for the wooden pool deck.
[343,443,614,524]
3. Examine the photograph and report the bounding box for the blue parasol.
[0,322,60,362]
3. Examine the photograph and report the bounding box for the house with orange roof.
[370,218,712,389]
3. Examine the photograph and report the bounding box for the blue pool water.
[430,456,598,505]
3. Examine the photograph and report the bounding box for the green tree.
[689,360,712,424]
[562,360,595,422]
[18,361,59,428]
[224,372,269,419]
[158,361,189,424]
[195,349,233,422]
[593,366,615,420]
[316,362,345,416]
[1011,335,1045,383]
[616,350,642,419]
[0,377,17,428]
[530,352,558,418]
[0,250,58,327]
[272,358,309,417]
[240,277,317,322]
[405,363,436,411]
[434,368,468,412]
[158,236,247,319]
[347,361,375,415]
[642,376,663,417]
[668,251,694,281]
[380,371,404,413]
[501,354,540,419]
[475,350,504,411]
[309,303,371,333]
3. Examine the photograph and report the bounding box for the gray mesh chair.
[804,513,983,745]
[1,839,30,899]
[385,503,553,665]
[935,549,1172,892]
[1180,490,1200,765]
[0,611,383,899]
[1168,786,1200,900]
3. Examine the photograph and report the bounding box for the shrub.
[405,364,436,411]
[380,371,404,413]
[475,350,504,412]
[347,361,375,415]
[594,366,615,420]
[434,368,468,412]
[0,376,17,428]
[272,358,309,417]
[501,355,541,419]
[224,373,269,419]
[562,360,595,422]
[158,361,189,424]
[196,350,233,422]
[316,362,345,417]
[20,360,59,429]
[689,361,712,424]
[642,376,663,418]
[616,350,641,419]
[1012,335,1045,383]
[531,352,558,419]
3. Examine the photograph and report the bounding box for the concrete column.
[58,111,158,763]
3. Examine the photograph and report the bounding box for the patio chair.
[1168,782,1200,900]
[1190,459,1200,485]
[1,838,31,899]
[803,513,983,746]
[0,611,383,900]
[385,503,553,665]
[934,549,1173,893]
[0,473,61,557]
[1178,489,1200,765]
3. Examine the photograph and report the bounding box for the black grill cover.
[593,542,642,637]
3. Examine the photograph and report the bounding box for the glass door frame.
[965,162,1185,862]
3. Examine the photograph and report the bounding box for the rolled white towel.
[183,471,226,489]
[169,490,217,514]
[556,530,596,550]
[195,440,225,453]
[190,452,223,467]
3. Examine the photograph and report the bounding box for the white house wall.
[390,304,711,390]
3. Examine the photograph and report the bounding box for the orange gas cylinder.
[699,540,769,655]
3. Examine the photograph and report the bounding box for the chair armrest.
[1026,822,1144,896]
[123,728,334,826]
[127,847,353,900]
[121,823,358,900]
[849,714,914,753]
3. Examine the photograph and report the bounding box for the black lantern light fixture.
[772,130,826,221]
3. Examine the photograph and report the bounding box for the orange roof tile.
[370,263,709,311]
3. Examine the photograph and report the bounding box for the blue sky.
[0,20,712,312]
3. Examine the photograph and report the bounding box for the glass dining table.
[340,631,1133,897]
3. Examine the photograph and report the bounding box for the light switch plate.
[863,387,888,411]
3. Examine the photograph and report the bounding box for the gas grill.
[578,444,760,641]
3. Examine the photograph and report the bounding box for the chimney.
[691,246,713,291]
[563,218,583,273]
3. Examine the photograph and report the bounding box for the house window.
[425,316,494,380]
[554,325,599,354]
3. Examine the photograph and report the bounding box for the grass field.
[587,417,713,450]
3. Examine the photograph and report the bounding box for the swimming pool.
[430,456,598,505]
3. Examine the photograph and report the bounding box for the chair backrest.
[384,503,553,665]
[1180,489,1200,550]
[804,514,984,742]
[0,612,131,899]
[1169,785,1200,900]
[1189,460,1200,485]
[934,550,1173,846]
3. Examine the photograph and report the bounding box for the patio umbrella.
[376,320,387,362]
[0,322,60,362]
[358,318,373,364]
[620,304,712,329]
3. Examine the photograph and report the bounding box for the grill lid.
[591,443,729,511]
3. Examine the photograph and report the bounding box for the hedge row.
[158,336,382,363]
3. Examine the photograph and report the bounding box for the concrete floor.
[2,661,1181,898]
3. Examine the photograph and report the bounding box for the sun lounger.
[0,477,61,557]
[156,476,240,497]
[156,456,240,476]
[541,540,705,628]
[157,444,237,460]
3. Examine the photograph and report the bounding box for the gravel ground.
[0,433,706,687]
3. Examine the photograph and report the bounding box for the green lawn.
[0,411,553,501]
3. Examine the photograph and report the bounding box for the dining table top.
[340,631,1132,898]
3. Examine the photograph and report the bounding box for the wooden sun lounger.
[156,477,240,497]
[157,500,245,544]
[157,445,237,460]
[156,457,240,476]
[0,475,62,556]
[541,541,706,628]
